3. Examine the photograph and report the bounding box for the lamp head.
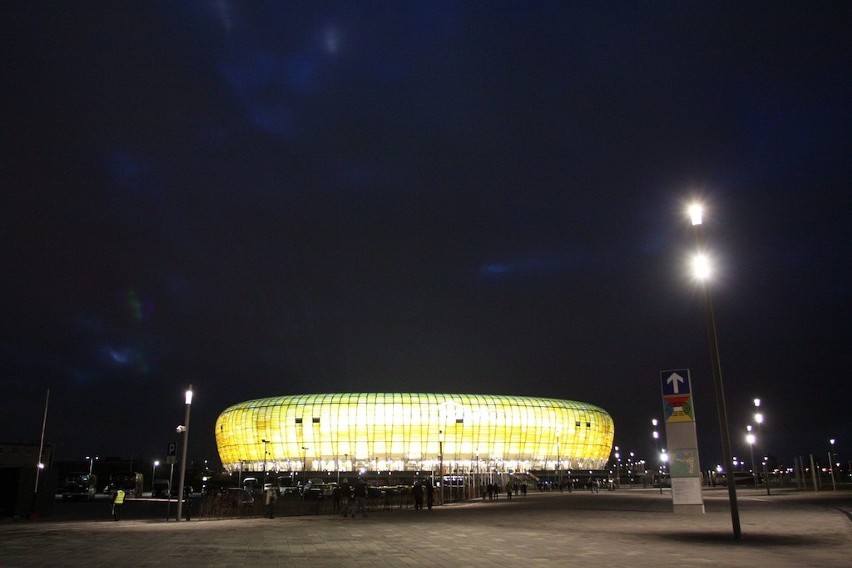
[688,203,703,226]
[692,253,711,280]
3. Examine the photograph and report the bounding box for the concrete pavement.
[1,488,849,567]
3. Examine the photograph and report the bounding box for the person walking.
[340,478,352,517]
[332,484,341,512]
[264,486,277,519]
[412,481,424,510]
[425,481,434,510]
[112,488,125,521]
[353,478,368,517]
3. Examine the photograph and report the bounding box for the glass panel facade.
[215,393,614,473]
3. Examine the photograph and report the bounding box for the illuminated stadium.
[215,393,614,476]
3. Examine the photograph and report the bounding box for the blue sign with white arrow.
[661,369,691,396]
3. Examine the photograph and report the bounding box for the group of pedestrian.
[482,481,527,500]
[339,478,368,518]
[410,480,435,510]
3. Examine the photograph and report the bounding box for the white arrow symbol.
[667,373,685,394]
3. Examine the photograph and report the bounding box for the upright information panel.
[660,369,705,514]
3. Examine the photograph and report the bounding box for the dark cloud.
[2,2,850,468]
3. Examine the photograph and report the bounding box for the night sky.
[2,2,850,471]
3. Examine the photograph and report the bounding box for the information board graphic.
[663,394,694,422]
[669,449,701,477]
[661,370,691,396]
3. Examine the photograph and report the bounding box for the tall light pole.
[556,430,562,491]
[176,385,193,521]
[746,428,757,488]
[652,419,663,493]
[301,446,309,484]
[753,399,769,495]
[614,446,621,489]
[152,460,160,493]
[262,439,270,488]
[86,455,99,476]
[439,429,444,505]
[828,439,837,491]
[689,203,741,539]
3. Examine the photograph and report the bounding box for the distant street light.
[262,439,270,487]
[614,446,621,489]
[688,202,741,539]
[753,399,769,495]
[556,429,562,491]
[301,446,309,482]
[746,429,757,488]
[86,455,99,476]
[152,460,160,492]
[176,385,193,521]
[828,439,837,491]
[439,430,444,505]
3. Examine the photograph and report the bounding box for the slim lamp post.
[262,439,270,488]
[614,447,620,489]
[652,419,662,493]
[86,455,99,476]
[439,430,444,505]
[828,439,836,491]
[301,446,309,484]
[152,460,159,493]
[746,429,757,488]
[754,399,770,495]
[31,389,50,520]
[556,430,562,491]
[176,385,193,521]
[689,203,741,539]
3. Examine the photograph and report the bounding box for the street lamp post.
[746,428,757,488]
[652,419,662,493]
[614,447,621,489]
[152,460,160,493]
[301,446,309,484]
[176,385,193,522]
[439,430,444,505]
[753,399,770,495]
[86,455,99,476]
[689,203,741,539]
[828,439,837,491]
[555,430,562,491]
[262,439,270,488]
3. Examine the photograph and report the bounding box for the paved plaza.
[1,488,850,567]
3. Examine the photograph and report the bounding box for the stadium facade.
[215,393,614,476]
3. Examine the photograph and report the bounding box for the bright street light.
[688,203,703,226]
[828,439,837,491]
[688,202,740,538]
[176,385,193,521]
[152,460,160,493]
[753,399,769,495]
[745,432,758,489]
[692,254,712,280]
